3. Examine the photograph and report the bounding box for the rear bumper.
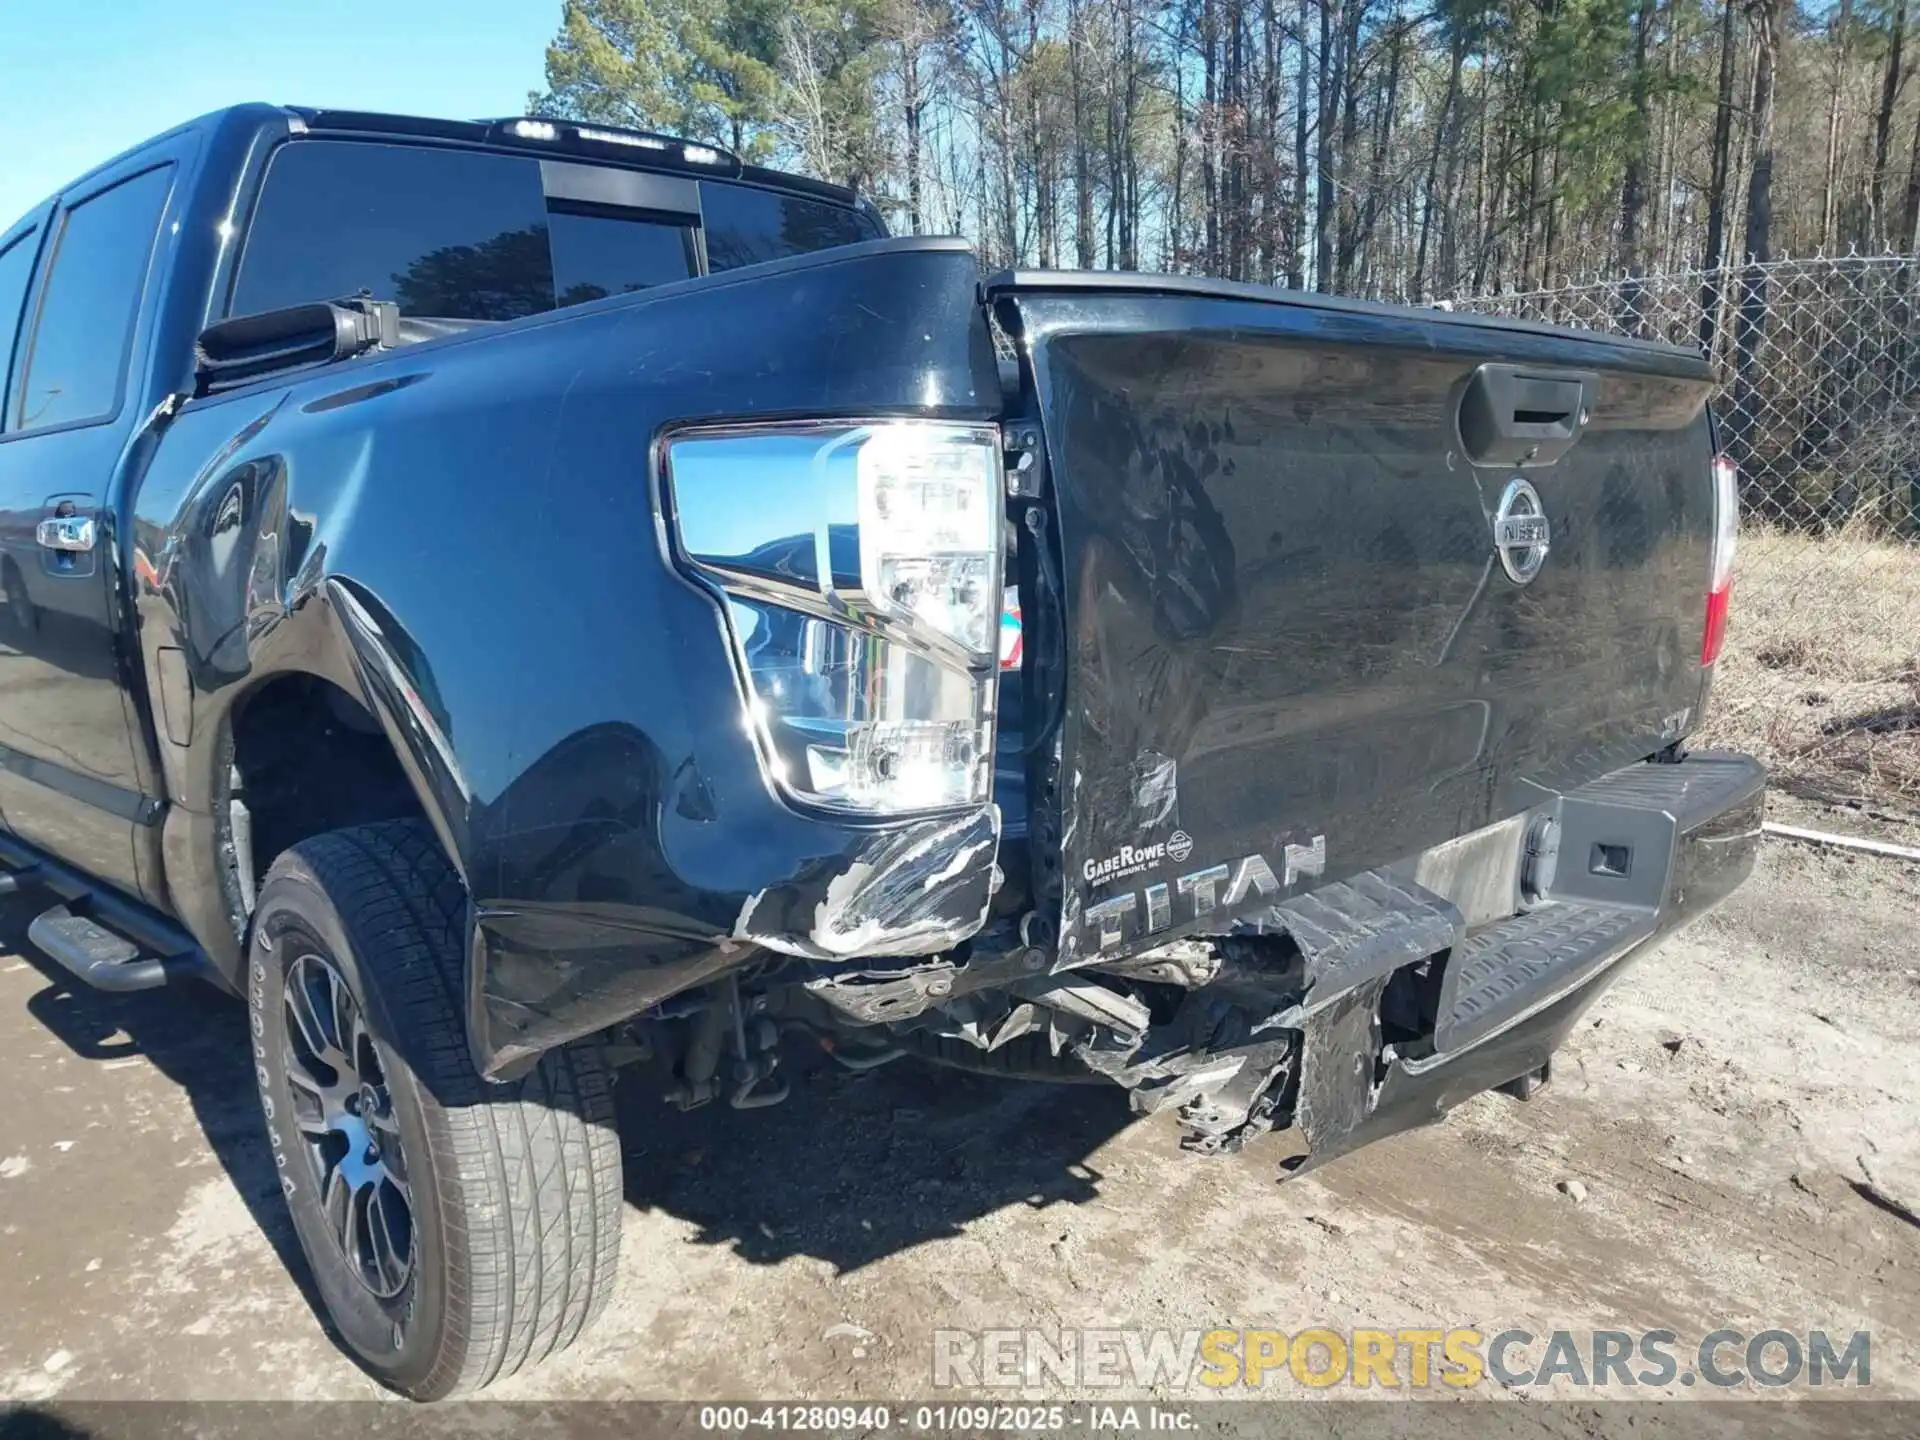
[1286,751,1764,1174]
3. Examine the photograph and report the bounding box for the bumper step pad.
[1274,871,1463,995]
[1565,751,1767,819]
[1435,900,1654,1053]
[1236,869,1463,999]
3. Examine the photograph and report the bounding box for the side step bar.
[0,839,217,995]
[27,905,193,993]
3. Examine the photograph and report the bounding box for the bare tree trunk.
[1202,0,1220,274]
[1168,2,1189,268]
[903,37,924,235]
[1260,0,1282,281]
[1903,65,1920,251]
[1067,0,1094,266]
[1413,30,1466,302]
[1617,0,1657,332]
[1519,32,1546,291]
[1225,0,1245,278]
[1437,45,1471,290]
[1331,0,1365,291]
[1289,0,1310,288]
[1653,0,1684,269]
[1474,58,1511,291]
[1026,2,1053,267]
[1874,0,1909,246]
[1347,12,1402,292]
[1731,0,1782,472]
[1822,0,1854,251]
[1120,0,1141,268]
[1700,0,1739,356]
[1314,0,1337,289]
[1104,0,1121,269]
[1542,140,1564,287]
[999,71,1019,261]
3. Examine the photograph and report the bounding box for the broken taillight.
[1703,453,1738,665]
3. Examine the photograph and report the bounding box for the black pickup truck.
[0,103,1762,1397]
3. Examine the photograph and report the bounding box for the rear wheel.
[249,820,622,1398]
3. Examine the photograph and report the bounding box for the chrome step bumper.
[1283,750,1765,1176]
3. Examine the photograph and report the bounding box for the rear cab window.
[235,143,570,321]
[231,138,882,327]
[700,182,882,272]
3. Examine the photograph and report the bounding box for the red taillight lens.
[1703,454,1738,665]
[1702,583,1733,666]
[999,589,1023,671]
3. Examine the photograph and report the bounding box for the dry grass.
[1706,527,1920,816]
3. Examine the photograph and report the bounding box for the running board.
[0,833,219,994]
[30,905,159,991]
[28,905,192,992]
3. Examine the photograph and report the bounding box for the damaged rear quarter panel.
[129,238,1005,1078]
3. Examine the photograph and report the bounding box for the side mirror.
[194,295,400,397]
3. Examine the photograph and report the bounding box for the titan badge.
[1082,836,1328,952]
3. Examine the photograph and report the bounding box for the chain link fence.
[1456,256,1920,825]
[1453,254,1920,539]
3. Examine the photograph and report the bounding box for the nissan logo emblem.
[1493,476,1551,585]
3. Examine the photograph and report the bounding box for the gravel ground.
[0,836,1916,1419]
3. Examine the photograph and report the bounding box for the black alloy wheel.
[281,948,415,1300]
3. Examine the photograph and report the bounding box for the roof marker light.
[577,126,668,150]
[682,143,723,166]
[508,119,559,142]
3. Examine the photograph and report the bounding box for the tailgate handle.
[1458,364,1596,467]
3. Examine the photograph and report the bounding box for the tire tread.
[269,819,621,1398]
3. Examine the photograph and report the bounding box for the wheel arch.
[163,576,477,990]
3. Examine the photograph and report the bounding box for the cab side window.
[13,165,174,433]
[0,226,41,433]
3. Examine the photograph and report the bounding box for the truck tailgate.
[990,273,1721,967]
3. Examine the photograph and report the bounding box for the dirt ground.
[0,832,1916,1415]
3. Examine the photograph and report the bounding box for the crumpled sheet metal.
[733,806,1001,961]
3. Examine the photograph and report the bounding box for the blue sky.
[0,0,559,224]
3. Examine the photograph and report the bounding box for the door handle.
[36,515,95,553]
[1457,364,1597,467]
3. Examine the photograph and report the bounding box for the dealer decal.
[1083,830,1195,886]
[1081,835,1327,953]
